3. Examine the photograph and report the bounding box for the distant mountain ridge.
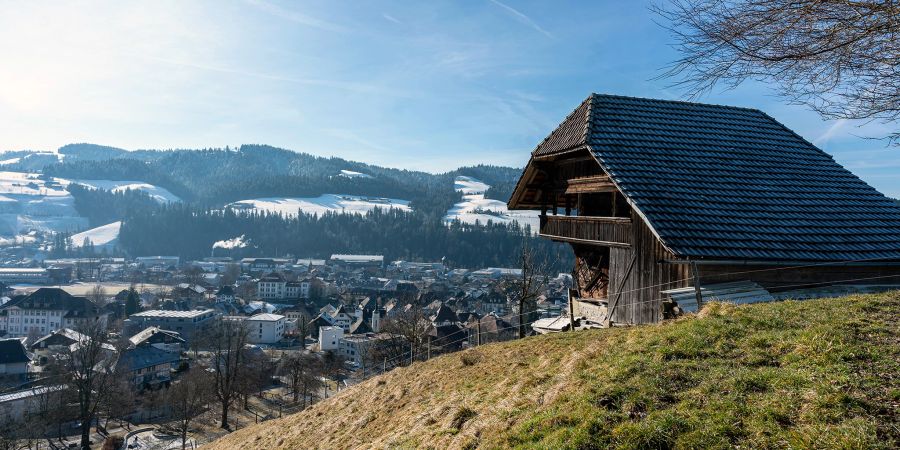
[0,143,522,217]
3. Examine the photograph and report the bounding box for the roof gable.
[532,95,592,157]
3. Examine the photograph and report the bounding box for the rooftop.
[130,309,215,319]
[512,93,900,262]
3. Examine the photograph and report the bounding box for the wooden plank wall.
[696,263,900,291]
[607,210,691,324]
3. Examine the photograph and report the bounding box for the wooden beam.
[539,233,631,248]
[565,175,617,195]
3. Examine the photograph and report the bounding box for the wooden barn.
[508,94,900,325]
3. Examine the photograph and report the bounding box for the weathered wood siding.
[695,263,900,291]
[607,210,691,324]
[541,216,631,245]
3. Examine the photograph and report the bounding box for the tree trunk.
[220,403,230,430]
[80,421,91,450]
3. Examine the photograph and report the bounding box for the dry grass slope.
[208,292,900,449]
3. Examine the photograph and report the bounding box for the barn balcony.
[539,215,632,247]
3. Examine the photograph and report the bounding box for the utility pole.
[690,260,703,310]
[427,336,431,360]
[568,288,577,332]
[476,321,482,346]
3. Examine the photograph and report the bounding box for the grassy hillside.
[209,293,900,449]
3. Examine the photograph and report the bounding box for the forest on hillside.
[50,145,567,271]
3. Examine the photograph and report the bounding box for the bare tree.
[167,368,214,450]
[655,0,900,143]
[236,349,275,410]
[321,351,347,397]
[47,321,117,450]
[88,284,107,307]
[510,239,551,338]
[277,352,323,406]
[378,306,431,366]
[199,320,250,430]
[222,263,241,286]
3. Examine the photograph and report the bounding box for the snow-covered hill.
[71,179,180,203]
[0,170,177,243]
[227,194,411,217]
[0,171,87,237]
[71,221,121,249]
[444,176,539,231]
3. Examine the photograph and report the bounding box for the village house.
[244,313,287,344]
[508,94,900,325]
[0,385,66,424]
[28,328,88,360]
[128,326,186,353]
[0,288,107,338]
[124,309,217,343]
[0,338,30,382]
[257,272,322,300]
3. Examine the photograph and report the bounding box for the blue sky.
[0,0,897,196]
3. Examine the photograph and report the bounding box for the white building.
[135,256,180,268]
[0,385,66,423]
[0,268,49,284]
[329,254,384,267]
[258,273,314,300]
[318,326,343,351]
[244,313,286,344]
[0,288,106,338]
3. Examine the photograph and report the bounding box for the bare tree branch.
[654,0,900,143]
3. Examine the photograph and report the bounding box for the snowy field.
[11,282,166,296]
[444,176,540,232]
[228,194,411,217]
[0,171,87,237]
[72,179,180,203]
[0,171,175,241]
[71,221,121,249]
[454,175,491,194]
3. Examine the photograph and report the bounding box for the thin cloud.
[489,0,553,39]
[814,118,848,146]
[382,13,402,25]
[244,0,347,32]
[149,56,410,97]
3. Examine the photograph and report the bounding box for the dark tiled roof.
[532,95,592,156]
[431,304,459,323]
[348,317,372,335]
[0,338,30,364]
[536,94,900,261]
[116,346,180,372]
[1,288,99,314]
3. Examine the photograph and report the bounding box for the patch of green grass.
[501,293,900,449]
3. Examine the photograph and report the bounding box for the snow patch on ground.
[338,169,372,179]
[228,194,411,217]
[213,234,248,249]
[454,175,491,194]
[71,179,180,203]
[0,157,21,165]
[444,176,540,232]
[71,221,121,249]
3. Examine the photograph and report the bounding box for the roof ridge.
[589,92,763,114]
[581,94,595,146]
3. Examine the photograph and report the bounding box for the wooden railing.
[539,215,632,247]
